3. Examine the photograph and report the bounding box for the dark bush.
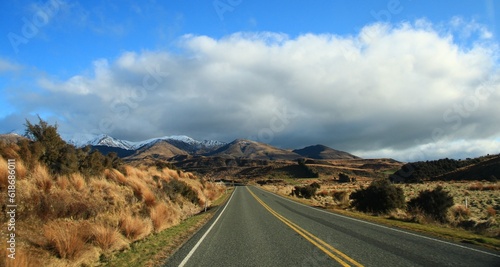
[350,179,405,214]
[407,186,454,222]
[23,117,115,176]
[339,173,351,183]
[292,182,321,199]
[163,179,200,204]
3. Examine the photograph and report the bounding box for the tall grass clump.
[90,224,127,252]
[150,202,180,232]
[43,221,87,260]
[119,214,152,242]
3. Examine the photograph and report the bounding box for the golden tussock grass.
[0,159,27,182]
[89,178,112,191]
[450,204,471,222]
[163,168,181,180]
[43,221,88,260]
[32,164,52,193]
[150,202,180,232]
[90,224,128,252]
[14,160,27,180]
[142,187,157,207]
[56,176,70,190]
[104,168,127,184]
[70,173,86,191]
[0,143,20,160]
[127,177,156,205]
[4,247,41,267]
[0,152,223,266]
[486,206,496,217]
[119,214,153,242]
[0,156,8,190]
[124,165,148,181]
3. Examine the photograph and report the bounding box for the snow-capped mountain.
[62,134,226,152]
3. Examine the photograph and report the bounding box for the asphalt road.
[164,186,500,267]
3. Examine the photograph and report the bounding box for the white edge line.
[252,186,500,258]
[179,187,237,267]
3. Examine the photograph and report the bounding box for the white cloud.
[0,59,22,72]
[3,19,499,161]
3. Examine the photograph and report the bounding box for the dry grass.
[0,146,225,266]
[119,214,153,242]
[450,204,471,222]
[163,168,181,180]
[468,182,500,191]
[143,188,157,207]
[104,168,127,184]
[4,247,41,267]
[15,160,27,180]
[90,224,127,252]
[150,202,180,232]
[70,173,86,191]
[0,156,8,190]
[486,206,497,218]
[264,180,500,238]
[32,164,52,193]
[56,176,70,190]
[43,221,88,260]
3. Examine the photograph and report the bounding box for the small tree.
[407,186,454,222]
[350,179,405,214]
[25,116,67,171]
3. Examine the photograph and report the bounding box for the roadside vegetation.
[261,177,500,249]
[0,118,225,266]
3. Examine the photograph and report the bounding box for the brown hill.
[436,155,500,181]
[127,140,188,160]
[293,144,360,160]
[207,139,301,160]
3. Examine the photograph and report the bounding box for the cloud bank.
[2,20,500,161]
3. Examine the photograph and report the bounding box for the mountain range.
[0,132,360,161]
[64,134,359,161]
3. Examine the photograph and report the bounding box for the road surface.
[164,186,500,266]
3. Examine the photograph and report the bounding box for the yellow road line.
[247,187,363,267]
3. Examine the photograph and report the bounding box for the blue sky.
[0,0,499,161]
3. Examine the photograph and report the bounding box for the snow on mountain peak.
[63,134,226,151]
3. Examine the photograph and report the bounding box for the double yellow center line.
[247,187,363,267]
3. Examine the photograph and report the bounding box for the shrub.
[350,179,405,214]
[292,182,320,199]
[338,173,351,183]
[408,186,454,223]
[163,179,200,204]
